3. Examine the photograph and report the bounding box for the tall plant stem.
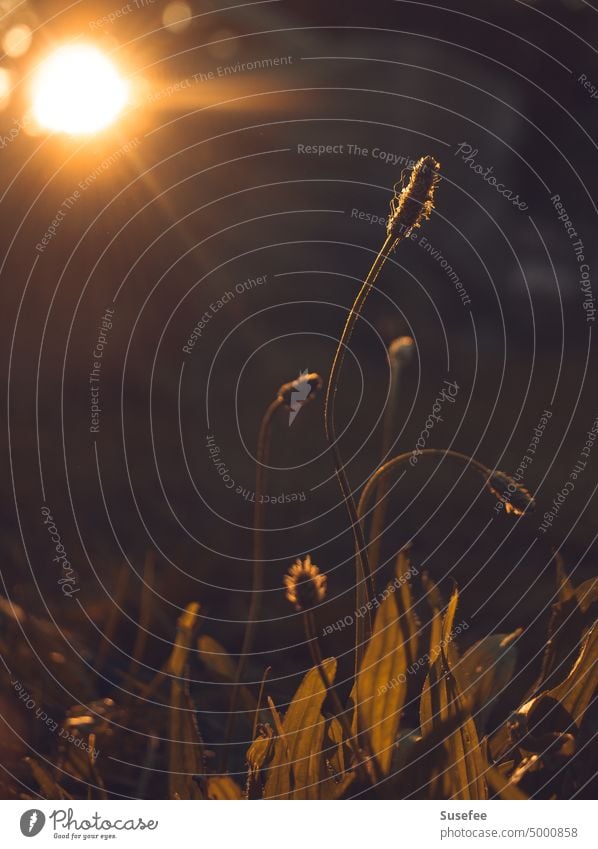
[248,396,285,642]
[324,232,398,664]
[224,396,284,755]
[367,346,408,575]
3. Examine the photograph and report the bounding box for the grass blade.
[354,589,407,776]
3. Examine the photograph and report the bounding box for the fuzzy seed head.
[387,155,440,241]
[284,555,327,610]
[389,335,415,365]
[277,372,323,409]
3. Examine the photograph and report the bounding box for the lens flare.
[0,68,12,110]
[32,44,128,135]
[2,25,32,58]
[162,2,192,33]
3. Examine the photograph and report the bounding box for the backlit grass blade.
[264,658,337,799]
[354,589,407,776]
[420,588,487,799]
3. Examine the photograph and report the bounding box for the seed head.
[284,555,327,611]
[485,469,536,516]
[277,372,323,409]
[389,335,415,366]
[387,155,440,241]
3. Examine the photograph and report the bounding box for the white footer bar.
[2,799,595,847]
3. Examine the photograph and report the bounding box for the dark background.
[1,0,597,784]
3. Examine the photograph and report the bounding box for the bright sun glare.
[32,45,128,135]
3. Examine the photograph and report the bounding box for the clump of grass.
[5,556,595,799]
[240,560,596,799]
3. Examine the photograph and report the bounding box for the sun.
[32,44,128,135]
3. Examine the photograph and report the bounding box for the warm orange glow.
[0,68,12,110]
[162,2,192,33]
[31,44,128,135]
[2,25,32,58]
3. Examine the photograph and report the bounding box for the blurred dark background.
[1,0,597,778]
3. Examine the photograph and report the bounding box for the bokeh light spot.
[162,2,192,34]
[31,44,128,135]
[2,24,32,58]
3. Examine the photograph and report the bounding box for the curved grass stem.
[357,448,536,532]
[324,232,398,666]
[224,396,284,757]
[367,339,412,574]
[324,154,440,677]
